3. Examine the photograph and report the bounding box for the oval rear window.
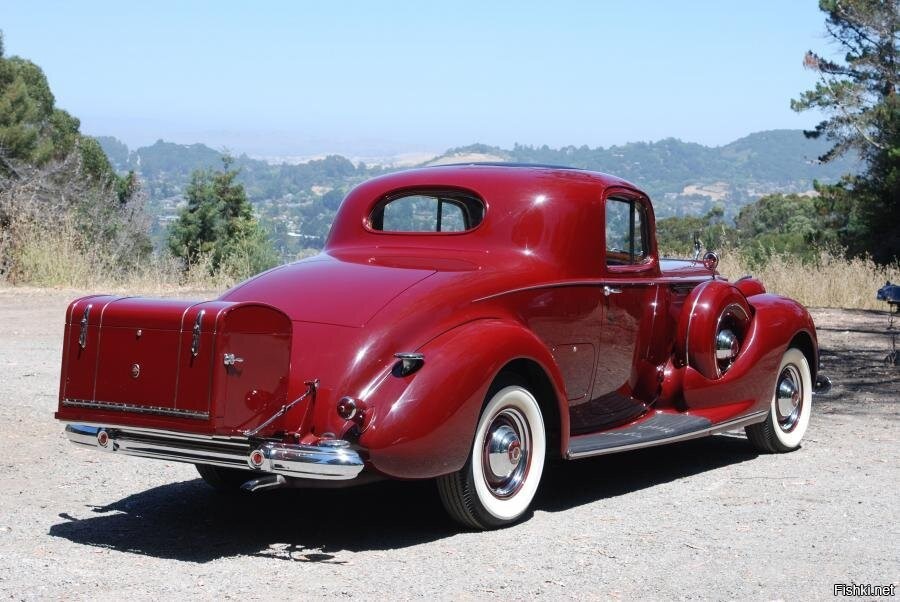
[369,190,484,233]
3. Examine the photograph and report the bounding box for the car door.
[569,192,658,434]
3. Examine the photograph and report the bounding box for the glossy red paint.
[55,164,820,483]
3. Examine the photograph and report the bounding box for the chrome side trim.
[472,277,708,304]
[63,423,365,481]
[566,410,768,459]
[62,398,210,420]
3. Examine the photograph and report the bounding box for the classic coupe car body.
[57,164,825,528]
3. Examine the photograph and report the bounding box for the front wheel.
[745,347,813,453]
[437,377,546,529]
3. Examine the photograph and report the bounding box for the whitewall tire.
[437,376,546,529]
[746,347,813,453]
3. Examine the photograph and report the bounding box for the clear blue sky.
[3,1,833,157]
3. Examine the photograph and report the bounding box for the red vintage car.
[56,164,829,529]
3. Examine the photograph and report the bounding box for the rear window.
[369,190,484,233]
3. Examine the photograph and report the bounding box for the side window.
[371,191,483,233]
[605,197,649,266]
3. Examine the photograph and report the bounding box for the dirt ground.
[0,289,897,600]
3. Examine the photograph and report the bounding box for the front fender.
[682,293,818,414]
[359,318,568,479]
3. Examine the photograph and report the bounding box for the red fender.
[735,276,767,298]
[675,280,752,380]
[359,318,568,479]
[682,293,818,414]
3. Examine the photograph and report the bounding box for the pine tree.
[792,0,899,262]
[167,157,277,278]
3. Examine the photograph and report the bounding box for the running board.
[566,410,768,459]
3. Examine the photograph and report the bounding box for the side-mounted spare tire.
[676,280,752,380]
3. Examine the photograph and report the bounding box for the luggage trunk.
[56,295,292,436]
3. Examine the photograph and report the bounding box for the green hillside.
[95,129,859,255]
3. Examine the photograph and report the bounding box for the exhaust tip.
[241,474,286,493]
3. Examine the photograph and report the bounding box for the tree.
[792,0,899,262]
[167,157,278,279]
[656,207,735,256]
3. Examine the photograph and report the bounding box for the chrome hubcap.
[482,408,530,498]
[715,329,740,365]
[714,304,749,377]
[775,365,803,432]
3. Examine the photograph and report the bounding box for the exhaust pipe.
[241,474,287,492]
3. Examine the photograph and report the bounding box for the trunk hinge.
[242,379,319,438]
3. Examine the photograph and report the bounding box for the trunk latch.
[223,353,244,367]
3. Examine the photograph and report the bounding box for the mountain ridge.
[94,129,859,253]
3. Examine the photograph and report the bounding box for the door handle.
[603,286,622,296]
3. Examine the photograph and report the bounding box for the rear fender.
[359,319,568,479]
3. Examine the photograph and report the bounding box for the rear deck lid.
[61,297,220,418]
[221,256,435,327]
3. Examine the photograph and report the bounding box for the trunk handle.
[78,304,92,349]
[191,310,205,357]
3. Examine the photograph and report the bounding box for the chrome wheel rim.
[775,365,803,432]
[481,407,530,499]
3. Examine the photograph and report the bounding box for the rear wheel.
[437,375,546,529]
[195,464,254,492]
[745,347,812,453]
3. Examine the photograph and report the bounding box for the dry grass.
[718,248,899,310]
[4,218,897,309]
[1,217,232,296]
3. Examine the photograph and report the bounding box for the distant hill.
[431,130,858,217]
[94,130,859,253]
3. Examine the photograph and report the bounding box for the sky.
[2,1,834,158]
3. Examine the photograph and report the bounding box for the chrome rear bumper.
[63,423,365,481]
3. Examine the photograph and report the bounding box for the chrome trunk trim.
[63,423,365,481]
[62,398,210,420]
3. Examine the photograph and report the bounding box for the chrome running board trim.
[566,410,768,459]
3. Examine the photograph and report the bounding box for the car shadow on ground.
[49,434,759,563]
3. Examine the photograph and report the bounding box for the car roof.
[369,162,641,192]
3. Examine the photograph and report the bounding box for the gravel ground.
[0,289,897,600]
